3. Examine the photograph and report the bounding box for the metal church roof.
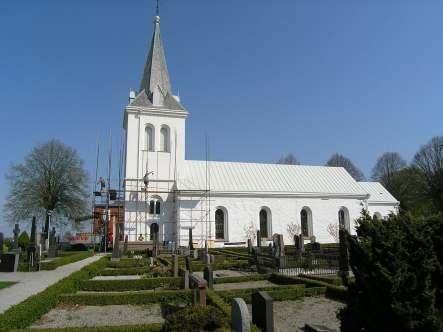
[358,181,399,204]
[177,160,370,197]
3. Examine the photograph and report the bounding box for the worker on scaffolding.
[143,171,154,192]
[98,177,106,192]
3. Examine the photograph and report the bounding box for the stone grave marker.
[312,242,321,251]
[0,252,20,272]
[172,254,179,277]
[256,230,261,247]
[185,256,193,273]
[123,235,128,255]
[188,228,194,250]
[182,269,189,289]
[338,228,349,283]
[47,227,57,258]
[193,249,198,259]
[203,265,213,289]
[298,234,304,252]
[27,217,37,269]
[231,298,250,332]
[252,291,274,332]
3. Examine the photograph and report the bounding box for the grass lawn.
[0,281,17,289]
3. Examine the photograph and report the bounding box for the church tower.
[123,15,187,242]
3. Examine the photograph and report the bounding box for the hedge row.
[79,277,181,292]
[270,273,347,302]
[18,251,94,271]
[107,259,148,269]
[59,289,192,305]
[299,274,343,286]
[216,284,306,304]
[99,267,151,276]
[0,256,107,332]
[214,274,270,284]
[14,324,162,332]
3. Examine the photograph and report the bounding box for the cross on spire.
[155,0,159,16]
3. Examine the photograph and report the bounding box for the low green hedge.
[18,251,94,271]
[79,277,181,291]
[107,259,148,269]
[14,323,162,332]
[0,256,107,332]
[270,273,347,302]
[299,274,343,286]
[214,274,270,284]
[59,289,192,305]
[99,267,151,276]
[216,284,306,304]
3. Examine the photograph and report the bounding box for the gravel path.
[30,304,164,328]
[214,280,278,291]
[0,255,102,313]
[248,297,344,332]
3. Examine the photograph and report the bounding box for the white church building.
[123,15,399,248]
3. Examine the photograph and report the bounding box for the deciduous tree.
[326,153,365,181]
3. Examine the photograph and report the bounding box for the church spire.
[140,15,172,105]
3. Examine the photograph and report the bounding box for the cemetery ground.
[0,245,348,332]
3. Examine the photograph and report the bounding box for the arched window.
[155,201,161,215]
[338,207,350,232]
[149,200,155,215]
[215,209,225,240]
[145,125,154,151]
[301,209,309,237]
[259,208,271,239]
[300,207,313,238]
[160,125,170,152]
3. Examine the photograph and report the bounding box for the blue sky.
[1,1,442,235]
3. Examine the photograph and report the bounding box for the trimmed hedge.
[79,277,181,291]
[99,267,151,276]
[214,274,270,284]
[107,259,148,269]
[270,273,347,302]
[59,289,192,305]
[216,284,306,304]
[14,324,162,332]
[299,274,343,286]
[0,256,107,332]
[18,251,94,271]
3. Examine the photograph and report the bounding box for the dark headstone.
[272,234,284,257]
[232,298,251,332]
[338,228,349,284]
[182,269,189,289]
[312,242,321,251]
[247,239,253,254]
[203,265,213,289]
[0,233,3,255]
[188,228,194,250]
[294,234,300,249]
[298,234,304,252]
[185,256,193,273]
[27,217,37,269]
[123,235,128,255]
[252,291,274,332]
[256,230,261,247]
[47,227,57,258]
[0,253,20,272]
[204,240,208,255]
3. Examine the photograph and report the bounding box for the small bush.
[214,274,270,284]
[162,305,227,332]
[18,231,29,251]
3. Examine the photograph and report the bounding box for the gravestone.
[193,249,198,259]
[294,234,300,250]
[172,254,179,277]
[204,240,209,255]
[0,253,20,272]
[338,228,349,284]
[0,232,3,255]
[185,256,193,273]
[252,291,274,332]
[297,234,304,252]
[247,239,253,254]
[47,227,57,258]
[12,223,20,253]
[256,230,261,247]
[182,269,189,289]
[188,228,194,250]
[40,227,46,250]
[272,234,284,257]
[27,217,37,269]
[203,265,213,289]
[35,244,41,271]
[231,298,251,332]
[111,224,121,261]
[312,242,321,251]
[123,235,128,255]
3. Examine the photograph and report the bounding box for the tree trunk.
[44,210,50,240]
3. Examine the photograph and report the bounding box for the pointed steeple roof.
[139,16,172,103]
